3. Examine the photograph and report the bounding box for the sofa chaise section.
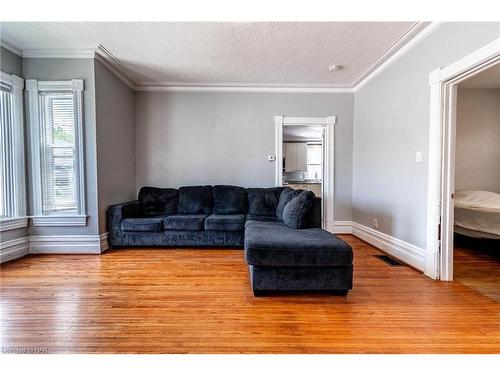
[244,220,353,295]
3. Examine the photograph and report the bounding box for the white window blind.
[38,92,79,215]
[0,88,13,218]
[306,144,322,180]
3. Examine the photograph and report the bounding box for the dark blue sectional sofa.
[108,185,353,296]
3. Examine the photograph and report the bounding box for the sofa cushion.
[282,190,315,229]
[276,187,303,221]
[213,185,248,214]
[121,217,164,232]
[244,221,353,267]
[177,186,213,215]
[205,214,245,232]
[138,186,178,216]
[247,187,282,217]
[164,214,208,231]
[246,214,278,222]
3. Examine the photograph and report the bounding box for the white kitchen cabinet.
[284,142,307,171]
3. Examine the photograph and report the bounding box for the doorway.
[426,38,500,281]
[274,116,336,233]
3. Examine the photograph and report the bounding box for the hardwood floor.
[1,235,499,354]
[454,235,500,303]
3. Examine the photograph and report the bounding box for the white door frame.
[274,115,336,233]
[426,38,500,280]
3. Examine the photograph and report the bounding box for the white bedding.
[454,190,500,238]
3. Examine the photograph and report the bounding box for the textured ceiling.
[1,22,424,87]
[459,62,500,89]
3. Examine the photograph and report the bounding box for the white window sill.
[0,217,29,232]
[32,215,88,227]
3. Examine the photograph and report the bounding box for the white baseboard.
[334,220,353,234]
[0,237,30,263]
[351,222,425,271]
[30,232,109,254]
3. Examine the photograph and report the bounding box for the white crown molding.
[0,29,23,56]
[348,22,429,88]
[22,44,100,58]
[353,22,442,92]
[2,22,442,93]
[135,84,354,93]
[94,54,137,91]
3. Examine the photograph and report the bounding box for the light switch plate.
[415,151,423,163]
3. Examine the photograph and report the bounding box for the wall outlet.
[372,218,378,229]
[267,155,276,161]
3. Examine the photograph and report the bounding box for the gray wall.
[353,22,500,249]
[95,60,136,234]
[23,58,99,236]
[135,92,354,221]
[0,46,23,76]
[455,88,500,193]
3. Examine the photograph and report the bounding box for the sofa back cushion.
[276,187,303,221]
[177,185,213,214]
[213,185,248,214]
[247,187,283,217]
[282,190,315,229]
[138,187,178,216]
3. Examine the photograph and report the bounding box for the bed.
[454,190,500,240]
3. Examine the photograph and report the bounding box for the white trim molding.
[352,222,425,271]
[333,221,353,234]
[30,233,108,254]
[350,22,438,89]
[0,236,30,264]
[0,232,108,263]
[0,30,23,56]
[26,78,87,221]
[135,84,354,93]
[22,43,100,59]
[275,115,336,234]
[0,217,29,232]
[0,71,26,219]
[32,215,88,227]
[427,37,500,281]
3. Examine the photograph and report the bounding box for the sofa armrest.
[107,200,141,246]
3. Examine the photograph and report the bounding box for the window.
[306,143,322,180]
[0,71,26,224]
[0,88,13,218]
[27,79,86,226]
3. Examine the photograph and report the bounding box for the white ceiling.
[459,62,500,89]
[1,22,427,88]
[284,126,323,141]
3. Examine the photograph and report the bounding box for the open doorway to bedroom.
[452,63,500,301]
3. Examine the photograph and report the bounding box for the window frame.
[0,71,27,231]
[306,142,322,180]
[26,79,87,226]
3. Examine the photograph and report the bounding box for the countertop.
[283,181,322,185]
